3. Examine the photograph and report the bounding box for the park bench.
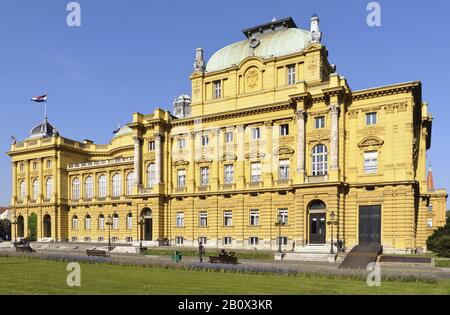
[209,253,238,265]
[15,245,35,253]
[86,249,109,257]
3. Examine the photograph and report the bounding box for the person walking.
[198,242,205,263]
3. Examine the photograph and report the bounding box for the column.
[264,121,273,184]
[237,125,246,190]
[296,110,306,183]
[330,104,340,171]
[155,132,162,185]
[188,132,196,192]
[12,162,17,204]
[38,158,44,203]
[52,155,58,201]
[214,128,221,190]
[133,136,142,191]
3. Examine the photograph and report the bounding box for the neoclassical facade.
[8,16,447,252]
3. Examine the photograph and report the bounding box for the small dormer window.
[214,80,222,99]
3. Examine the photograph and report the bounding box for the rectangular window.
[148,164,156,187]
[177,169,186,188]
[280,124,289,136]
[225,131,234,143]
[214,80,222,99]
[176,237,184,245]
[98,237,104,242]
[427,219,433,228]
[71,237,78,242]
[113,217,119,230]
[428,204,433,213]
[366,112,377,126]
[99,217,105,230]
[250,209,260,226]
[224,164,234,184]
[72,218,78,230]
[198,237,207,245]
[202,135,209,146]
[84,237,91,242]
[176,213,185,228]
[249,237,259,246]
[85,217,91,230]
[199,212,208,227]
[315,116,325,129]
[224,211,233,227]
[19,163,24,172]
[200,167,209,186]
[277,237,288,246]
[251,127,261,140]
[223,237,232,246]
[112,237,119,243]
[279,159,290,181]
[33,162,37,171]
[148,141,155,151]
[287,65,296,86]
[126,237,133,243]
[251,162,262,182]
[127,215,133,230]
[178,138,186,149]
[364,151,378,174]
[278,209,288,224]
[46,160,52,169]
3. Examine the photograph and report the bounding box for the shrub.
[28,213,37,242]
[427,221,450,258]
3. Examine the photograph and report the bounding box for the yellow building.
[8,16,447,253]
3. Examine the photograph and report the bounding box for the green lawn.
[436,260,450,268]
[142,248,274,261]
[0,257,449,295]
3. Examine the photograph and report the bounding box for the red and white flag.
[31,94,47,103]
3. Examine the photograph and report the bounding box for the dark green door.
[310,213,326,244]
[359,206,381,245]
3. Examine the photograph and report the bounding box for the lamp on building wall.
[138,215,145,252]
[275,213,286,254]
[106,215,113,252]
[327,211,338,254]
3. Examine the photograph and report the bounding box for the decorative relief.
[246,68,259,88]
[220,153,237,162]
[358,136,384,149]
[274,146,295,156]
[245,151,266,159]
[348,110,358,119]
[173,159,189,167]
[195,156,213,165]
[193,81,201,97]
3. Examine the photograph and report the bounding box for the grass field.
[142,248,274,261]
[436,260,450,268]
[0,257,449,295]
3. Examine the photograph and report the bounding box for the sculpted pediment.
[274,146,295,156]
[220,153,237,162]
[245,151,266,159]
[173,159,189,167]
[195,156,213,165]
[358,136,384,149]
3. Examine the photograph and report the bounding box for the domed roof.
[29,118,56,139]
[206,28,312,73]
[112,125,133,140]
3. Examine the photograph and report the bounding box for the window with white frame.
[46,160,52,169]
[364,151,378,174]
[85,176,93,199]
[287,65,296,85]
[98,237,104,242]
[249,237,259,246]
[176,237,184,245]
[213,80,222,99]
[279,159,290,181]
[224,211,233,227]
[427,219,433,228]
[199,212,208,227]
[200,167,209,186]
[72,216,78,230]
[280,124,289,136]
[201,135,209,146]
[32,162,37,171]
[112,214,119,229]
[251,162,262,182]
[19,181,26,201]
[177,169,186,188]
[250,209,260,226]
[99,215,105,230]
[85,215,91,230]
[126,237,133,243]
[278,208,288,224]
[251,127,261,140]
[19,163,24,172]
[366,112,377,126]
[112,173,122,197]
[225,131,234,143]
[71,237,78,242]
[126,172,135,195]
[32,179,39,201]
[112,237,119,243]
[127,213,133,230]
[72,178,80,200]
[277,237,288,246]
[147,164,156,188]
[315,116,325,129]
[223,237,232,246]
[84,237,91,242]
[45,178,52,199]
[148,141,155,151]
[98,175,107,198]
[176,212,185,227]
[224,164,234,184]
[428,203,433,213]
[312,144,328,176]
[198,237,207,245]
[178,138,186,149]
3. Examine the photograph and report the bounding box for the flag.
[31,94,47,103]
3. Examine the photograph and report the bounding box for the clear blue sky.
[0,0,449,206]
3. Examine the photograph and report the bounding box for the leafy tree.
[28,213,37,242]
[0,219,11,240]
[427,219,450,258]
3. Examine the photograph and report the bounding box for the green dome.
[112,125,132,140]
[206,28,312,73]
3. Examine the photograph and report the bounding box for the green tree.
[28,213,37,242]
[0,219,11,240]
[427,219,450,258]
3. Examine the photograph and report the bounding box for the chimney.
[194,48,205,72]
[310,14,322,43]
[427,166,435,192]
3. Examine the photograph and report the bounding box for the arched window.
[72,177,80,200]
[147,164,156,188]
[112,173,122,197]
[45,177,53,199]
[72,215,78,230]
[312,144,328,176]
[85,176,93,199]
[126,172,135,196]
[309,200,327,210]
[32,179,39,200]
[98,175,107,198]
[19,181,26,201]
[127,213,133,230]
[113,214,119,230]
[98,214,105,230]
[85,215,91,230]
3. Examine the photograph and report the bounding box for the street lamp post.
[106,215,113,252]
[275,214,286,254]
[138,215,145,253]
[327,211,338,254]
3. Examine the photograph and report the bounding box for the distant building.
[0,207,10,221]
[7,16,448,252]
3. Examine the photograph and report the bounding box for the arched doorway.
[17,216,24,238]
[43,214,51,238]
[141,208,153,241]
[308,200,327,245]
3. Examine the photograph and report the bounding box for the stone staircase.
[275,244,339,262]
